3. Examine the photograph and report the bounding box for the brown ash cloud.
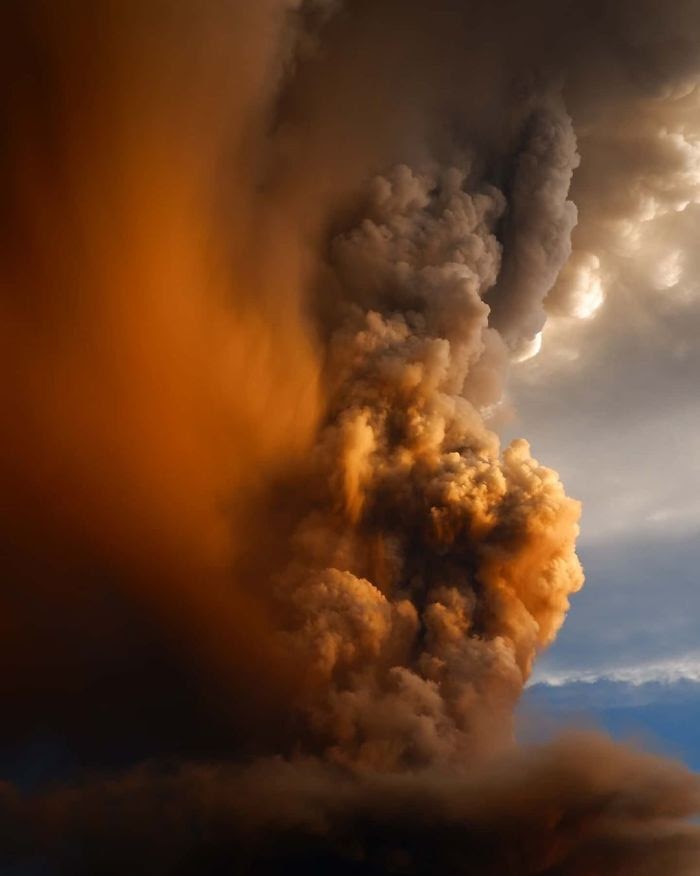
[2,0,700,873]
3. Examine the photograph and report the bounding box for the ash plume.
[2,0,700,873]
[280,163,583,769]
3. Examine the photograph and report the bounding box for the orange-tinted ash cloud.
[1,1,700,873]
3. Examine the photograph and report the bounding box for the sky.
[507,203,700,767]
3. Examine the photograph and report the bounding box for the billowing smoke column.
[281,162,583,768]
[2,0,700,873]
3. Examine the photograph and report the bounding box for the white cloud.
[531,652,700,688]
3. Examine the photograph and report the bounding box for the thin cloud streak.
[532,653,700,689]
